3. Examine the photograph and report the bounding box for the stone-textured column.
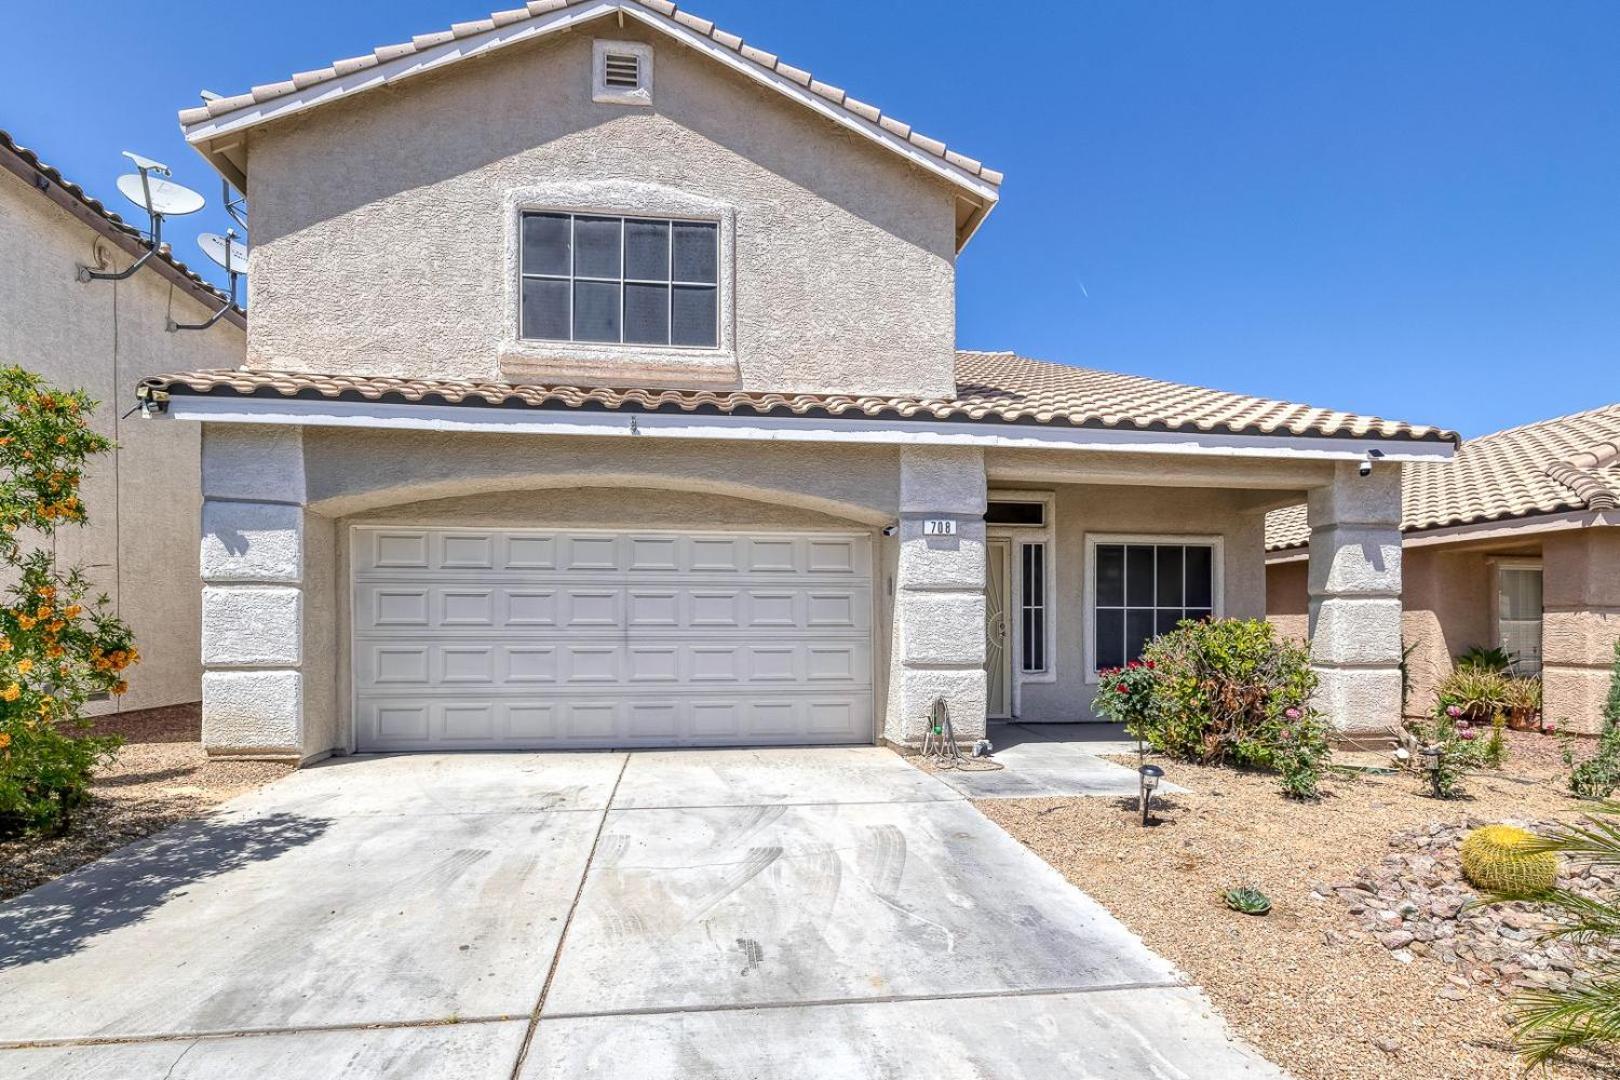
[884,447,987,745]
[1543,528,1620,734]
[199,424,337,762]
[1306,461,1404,734]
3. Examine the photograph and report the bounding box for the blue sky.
[4,2,1616,438]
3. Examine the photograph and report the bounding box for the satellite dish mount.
[169,228,246,332]
[78,152,205,284]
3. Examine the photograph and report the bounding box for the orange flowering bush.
[0,366,134,835]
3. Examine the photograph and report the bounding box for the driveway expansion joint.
[507,751,631,1079]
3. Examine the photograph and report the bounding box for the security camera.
[1358,448,1385,477]
[881,523,899,537]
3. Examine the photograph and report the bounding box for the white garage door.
[351,526,875,750]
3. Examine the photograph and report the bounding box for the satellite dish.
[198,232,248,275]
[117,173,205,218]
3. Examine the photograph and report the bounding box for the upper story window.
[520,212,719,348]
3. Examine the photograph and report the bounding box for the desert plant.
[1399,639,1418,716]
[1412,709,1485,798]
[1480,713,1508,769]
[1223,886,1272,916]
[1502,675,1544,731]
[1477,808,1620,1067]
[1092,618,1330,798]
[1435,664,1513,723]
[1458,644,1516,673]
[1460,824,1559,898]
[0,367,135,835]
[1569,642,1620,800]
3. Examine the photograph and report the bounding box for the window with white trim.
[1093,541,1215,671]
[1020,542,1047,673]
[520,212,719,347]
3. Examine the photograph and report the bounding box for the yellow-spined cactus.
[1459,824,1559,898]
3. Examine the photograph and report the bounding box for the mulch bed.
[976,731,1620,1080]
[0,704,290,901]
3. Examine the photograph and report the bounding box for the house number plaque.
[922,519,958,536]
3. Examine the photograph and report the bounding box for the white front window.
[1495,563,1543,675]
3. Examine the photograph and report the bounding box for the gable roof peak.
[178,0,1001,247]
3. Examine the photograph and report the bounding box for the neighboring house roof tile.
[177,0,1001,196]
[0,128,244,327]
[1266,403,1620,550]
[140,351,1455,445]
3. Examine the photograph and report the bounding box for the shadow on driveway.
[0,812,329,971]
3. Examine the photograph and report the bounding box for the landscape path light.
[1139,764,1164,826]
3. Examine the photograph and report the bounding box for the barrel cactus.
[1459,824,1558,898]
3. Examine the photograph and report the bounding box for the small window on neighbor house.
[1094,542,1214,671]
[1020,542,1047,673]
[986,500,1046,527]
[520,213,718,347]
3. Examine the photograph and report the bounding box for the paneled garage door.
[351,526,875,750]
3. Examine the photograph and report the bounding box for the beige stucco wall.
[1544,527,1620,733]
[0,167,244,713]
[1268,545,1495,720]
[1017,483,1270,724]
[242,20,959,397]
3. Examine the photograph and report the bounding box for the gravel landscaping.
[0,704,290,901]
[978,731,1620,1080]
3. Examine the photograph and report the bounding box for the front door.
[985,537,1012,718]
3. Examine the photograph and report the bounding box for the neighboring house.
[1268,405,1620,732]
[141,0,1454,762]
[0,129,245,715]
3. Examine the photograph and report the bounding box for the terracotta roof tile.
[141,351,1453,446]
[0,127,243,324]
[1266,403,1620,549]
[179,0,1001,193]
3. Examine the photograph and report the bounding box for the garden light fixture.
[1139,764,1164,826]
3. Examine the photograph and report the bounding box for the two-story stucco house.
[141,0,1455,763]
[1,128,245,716]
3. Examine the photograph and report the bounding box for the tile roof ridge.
[1543,435,1620,512]
[1466,401,1620,445]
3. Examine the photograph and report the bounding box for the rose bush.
[0,366,136,835]
[1092,617,1330,799]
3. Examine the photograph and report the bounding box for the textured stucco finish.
[200,670,303,757]
[1545,528,1620,733]
[200,586,302,666]
[243,23,958,396]
[201,500,304,582]
[0,167,243,714]
[885,448,989,744]
[1307,463,1405,734]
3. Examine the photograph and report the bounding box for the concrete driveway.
[0,747,1281,1078]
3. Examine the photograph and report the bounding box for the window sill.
[498,340,740,389]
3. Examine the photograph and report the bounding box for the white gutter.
[180,0,1000,245]
[1266,507,1614,562]
[161,393,1457,463]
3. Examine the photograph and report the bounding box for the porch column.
[1543,528,1620,734]
[884,447,987,745]
[198,425,338,762]
[1306,461,1404,734]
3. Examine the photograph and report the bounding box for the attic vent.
[603,53,641,88]
[593,40,653,106]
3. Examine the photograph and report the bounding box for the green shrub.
[1092,618,1329,799]
[0,367,134,836]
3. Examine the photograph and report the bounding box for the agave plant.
[1483,808,1620,1067]
[1223,886,1271,916]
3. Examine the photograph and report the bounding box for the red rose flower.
[1116,683,1130,694]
